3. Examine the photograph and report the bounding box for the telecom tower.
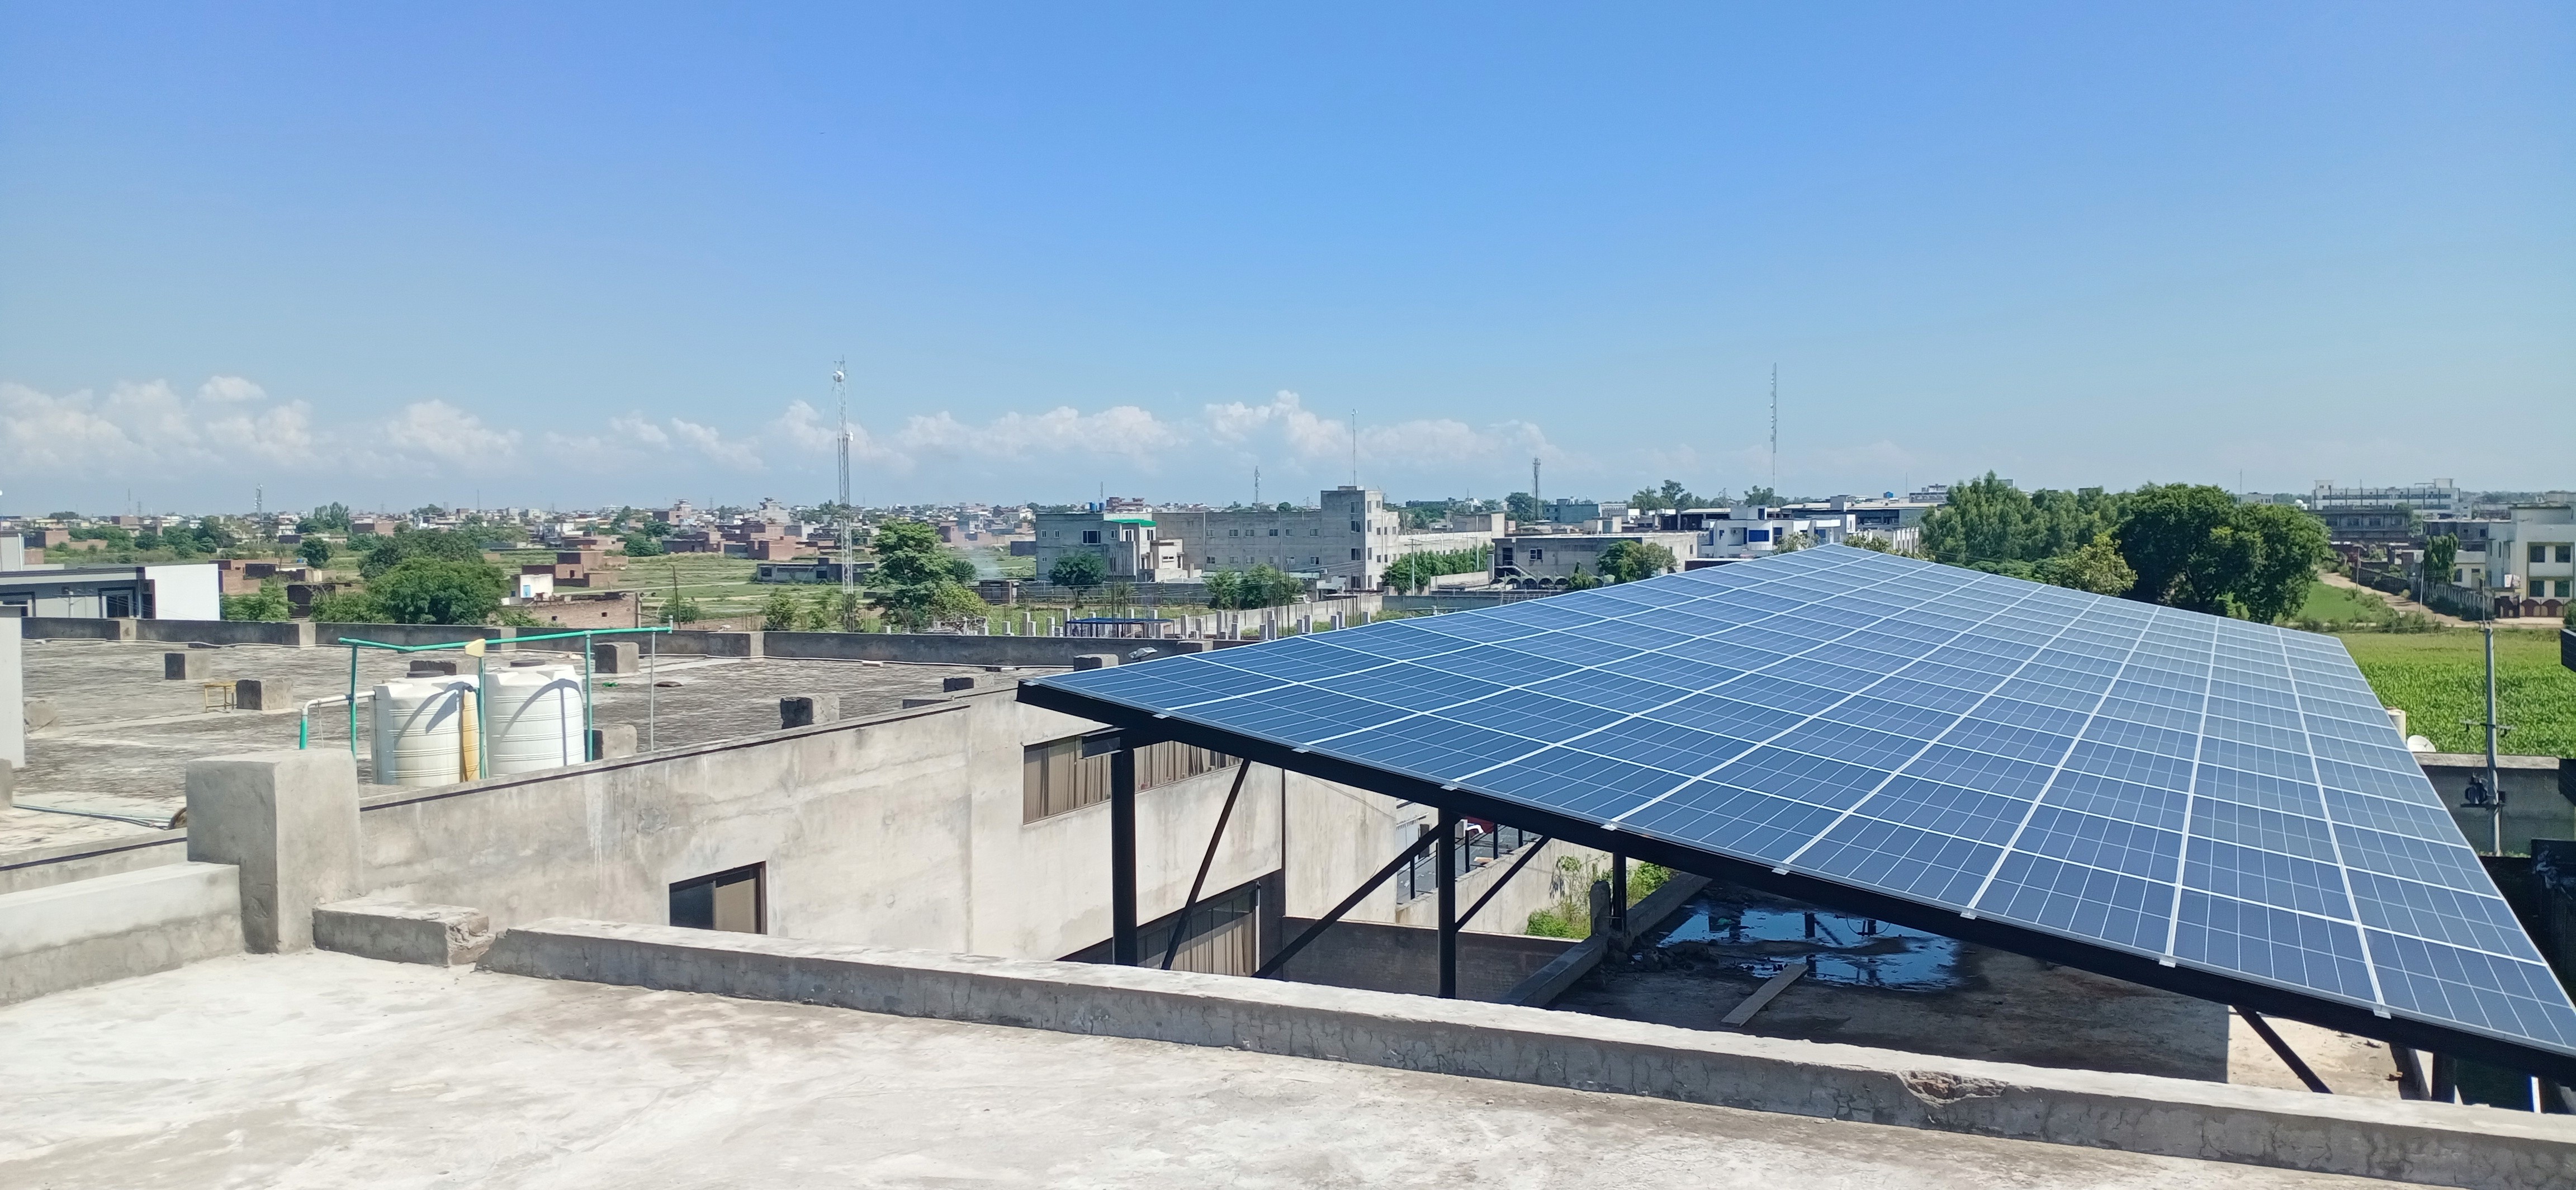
[834,361,857,626]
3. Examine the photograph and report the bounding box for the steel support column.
[1254,828,1439,980]
[1456,837,1551,930]
[1610,853,1628,945]
[2238,1008,2331,1094]
[1110,743,1139,966]
[1437,809,1459,999]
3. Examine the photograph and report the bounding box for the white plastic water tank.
[485,664,586,775]
[370,677,476,786]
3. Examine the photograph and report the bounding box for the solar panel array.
[1036,545,2576,1061]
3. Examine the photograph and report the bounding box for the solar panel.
[1029,545,2576,1071]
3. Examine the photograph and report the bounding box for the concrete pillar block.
[233,677,295,711]
[164,651,210,680]
[184,750,363,953]
[780,693,840,729]
[941,676,977,692]
[0,616,21,770]
[589,723,637,760]
[314,899,494,966]
[0,761,12,811]
[1073,653,1119,670]
[591,641,639,675]
[1168,639,1213,653]
[406,658,460,677]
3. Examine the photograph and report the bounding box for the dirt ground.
[1554,885,2402,1095]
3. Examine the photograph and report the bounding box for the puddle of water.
[1654,895,1965,991]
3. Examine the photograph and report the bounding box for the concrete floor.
[0,951,2405,1189]
[1557,885,2400,1095]
[3,639,1054,852]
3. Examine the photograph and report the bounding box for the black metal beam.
[1109,743,1139,966]
[1253,828,1439,980]
[1161,761,1254,970]
[1017,678,2576,1084]
[2238,1008,2331,1094]
[1456,837,1551,931]
[1437,809,1459,999]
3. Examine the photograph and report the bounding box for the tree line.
[1918,474,2328,622]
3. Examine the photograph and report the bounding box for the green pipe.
[346,644,358,757]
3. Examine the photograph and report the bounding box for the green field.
[2334,629,2576,756]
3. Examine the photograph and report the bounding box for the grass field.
[2334,629,2576,756]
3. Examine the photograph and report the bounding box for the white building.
[1038,488,1423,592]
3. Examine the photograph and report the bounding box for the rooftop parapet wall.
[484,918,2576,1190]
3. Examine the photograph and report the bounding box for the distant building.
[2318,505,2421,551]
[0,563,221,620]
[1036,487,1415,591]
[2310,480,2460,517]
[1489,532,1701,587]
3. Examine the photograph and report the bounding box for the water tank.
[370,676,477,786]
[485,664,586,775]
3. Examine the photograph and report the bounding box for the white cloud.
[668,417,762,470]
[764,399,1183,475]
[381,400,521,468]
[1201,390,1561,473]
[196,375,268,403]
[0,377,319,472]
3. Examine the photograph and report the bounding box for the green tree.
[1627,479,1704,513]
[873,520,986,630]
[221,584,291,621]
[1504,492,1542,523]
[2225,502,2332,624]
[662,594,705,625]
[310,589,383,622]
[2424,535,2459,587]
[1772,531,1815,552]
[1741,485,1781,507]
[760,589,804,631]
[2115,484,2244,613]
[1562,565,1602,590]
[1049,551,1107,602]
[358,528,487,580]
[2032,531,2138,596]
[1596,540,1677,583]
[623,531,666,558]
[1205,566,1303,609]
[945,553,978,584]
[70,526,134,548]
[371,558,508,625]
[305,502,353,532]
[298,537,334,569]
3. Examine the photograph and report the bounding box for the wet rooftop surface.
[4,639,1055,853]
[1555,885,2405,1096]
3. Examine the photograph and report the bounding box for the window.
[1268,528,1278,536]
[670,863,765,933]
[2532,545,2548,564]
[102,591,134,617]
[1529,549,1543,561]
[1350,549,1362,560]
[1350,520,1362,532]
[1229,529,1238,536]
[2558,545,2573,563]
[1023,738,1237,822]
[1205,555,1215,564]
[1082,530,1101,545]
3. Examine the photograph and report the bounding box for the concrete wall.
[14,616,135,641]
[141,564,222,621]
[761,631,1166,669]
[132,619,316,648]
[2420,754,2573,855]
[1273,917,1575,1000]
[354,691,1290,962]
[483,919,2576,1190]
[1,616,20,769]
[0,831,186,896]
[1277,771,1603,934]
[0,862,243,1005]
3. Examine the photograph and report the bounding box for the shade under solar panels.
[1025,544,2576,1076]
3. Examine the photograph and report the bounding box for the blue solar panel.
[1030,544,2576,1067]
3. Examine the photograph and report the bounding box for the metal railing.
[1396,820,1542,901]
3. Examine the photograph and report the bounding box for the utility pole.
[835,360,856,629]
[2479,622,2509,854]
[1349,409,1358,489]
[1253,465,1260,508]
[1532,457,1541,502]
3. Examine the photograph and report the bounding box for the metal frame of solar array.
[1022,544,2576,1081]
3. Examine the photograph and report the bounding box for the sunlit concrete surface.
[0,951,2402,1189]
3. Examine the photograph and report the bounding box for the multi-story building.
[2492,505,2574,618]
[2317,504,2420,552]
[1693,507,1860,560]
[1039,488,1411,592]
[2310,480,2461,517]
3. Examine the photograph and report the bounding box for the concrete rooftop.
[0,951,2404,1190]
[4,638,1057,852]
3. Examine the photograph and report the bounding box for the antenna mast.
[1349,409,1358,489]
[834,360,856,625]
[1532,457,1541,502]
[1769,364,1779,492]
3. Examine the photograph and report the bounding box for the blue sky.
[1,2,2568,514]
